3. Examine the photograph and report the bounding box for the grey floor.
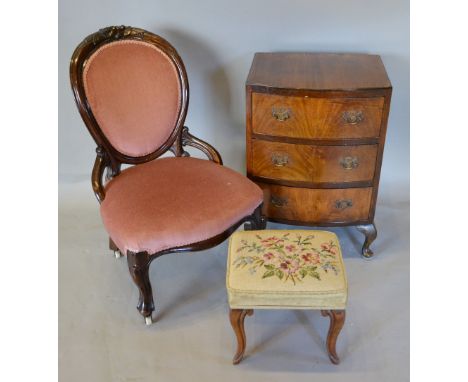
[59,181,409,382]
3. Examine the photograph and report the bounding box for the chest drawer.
[251,140,378,184]
[252,93,384,140]
[258,182,372,223]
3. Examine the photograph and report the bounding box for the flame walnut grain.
[246,53,391,91]
[252,93,384,140]
[251,140,378,184]
[245,53,392,255]
[259,183,373,223]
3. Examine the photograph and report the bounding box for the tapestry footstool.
[226,230,347,364]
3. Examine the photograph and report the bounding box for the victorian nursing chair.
[70,26,266,325]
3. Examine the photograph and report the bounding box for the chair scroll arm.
[181,126,223,165]
[92,146,109,203]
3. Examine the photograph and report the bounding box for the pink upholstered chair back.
[70,27,189,162]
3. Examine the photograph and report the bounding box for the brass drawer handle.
[271,153,289,167]
[340,156,359,170]
[335,199,353,210]
[342,110,364,125]
[271,195,288,207]
[272,107,291,122]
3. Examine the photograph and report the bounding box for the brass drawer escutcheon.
[271,153,289,167]
[335,199,353,210]
[340,156,359,170]
[272,107,291,122]
[270,195,288,207]
[342,110,364,125]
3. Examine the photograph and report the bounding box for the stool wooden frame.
[229,308,345,365]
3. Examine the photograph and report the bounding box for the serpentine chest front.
[245,53,392,258]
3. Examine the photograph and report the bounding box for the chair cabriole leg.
[321,309,346,364]
[127,251,155,325]
[229,308,253,364]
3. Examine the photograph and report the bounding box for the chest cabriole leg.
[356,222,378,259]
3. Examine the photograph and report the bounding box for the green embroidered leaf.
[302,266,317,274]
[299,269,308,279]
[262,270,275,279]
[264,264,275,270]
[309,270,321,280]
[275,269,284,280]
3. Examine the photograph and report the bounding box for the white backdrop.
[59,0,409,198]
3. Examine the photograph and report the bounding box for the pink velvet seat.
[101,157,263,255]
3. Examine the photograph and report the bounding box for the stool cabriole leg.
[229,308,253,364]
[321,309,346,364]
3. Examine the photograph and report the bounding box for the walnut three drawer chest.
[246,53,392,258]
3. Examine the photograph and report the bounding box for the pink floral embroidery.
[280,259,300,275]
[261,236,285,248]
[233,233,340,285]
[301,252,321,264]
[263,252,275,263]
[321,242,338,255]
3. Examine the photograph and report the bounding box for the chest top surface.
[246,53,391,91]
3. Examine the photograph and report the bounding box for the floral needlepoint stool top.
[234,231,341,284]
[227,230,347,309]
[226,230,348,365]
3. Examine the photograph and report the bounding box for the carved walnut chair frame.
[70,26,266,325]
